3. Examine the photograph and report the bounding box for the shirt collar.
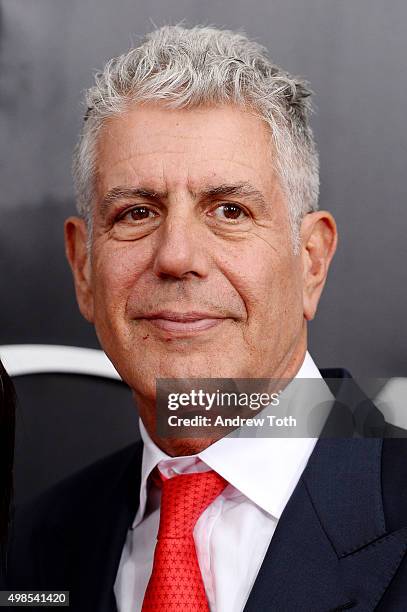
[133,351,333,526]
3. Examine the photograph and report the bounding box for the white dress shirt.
[114,352,333,612]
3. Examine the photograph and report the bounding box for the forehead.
[95,103,277,196]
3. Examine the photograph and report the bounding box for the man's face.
[90,103,304,384]
[66,103,336,423]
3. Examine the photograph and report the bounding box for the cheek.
[246,253,303,323]
[91,243,149,314]
[217,240,297,316]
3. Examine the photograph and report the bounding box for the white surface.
[0,344,121,380]
[375,378,407,430]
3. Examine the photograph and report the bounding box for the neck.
[135,339,308,457]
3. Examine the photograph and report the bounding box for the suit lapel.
[244,373,407,612]
[304,438,407,611]
[243,472,349,611]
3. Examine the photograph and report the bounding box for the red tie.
[141,469,228,611]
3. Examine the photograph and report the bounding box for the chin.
[156,355,249,380]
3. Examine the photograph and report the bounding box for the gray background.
[1,0,406,375]
[1,0,407,374]
[1,0,406,500]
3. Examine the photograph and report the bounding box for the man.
[8,25,407,611]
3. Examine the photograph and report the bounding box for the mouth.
[138,311,227,335]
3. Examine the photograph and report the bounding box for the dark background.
[1,0,406,502]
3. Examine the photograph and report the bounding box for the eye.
[119,205,158,222]
[211,203,248,222]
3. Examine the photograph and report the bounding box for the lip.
[138,311,226,334]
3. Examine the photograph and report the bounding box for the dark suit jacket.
[7,370,407,611]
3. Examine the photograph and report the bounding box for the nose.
[152,206,210,280]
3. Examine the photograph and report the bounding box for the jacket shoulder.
[382,435,407,531]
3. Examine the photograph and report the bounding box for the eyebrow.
[99,187,165,218]
[99,182,269,217]
[201,183,269,213]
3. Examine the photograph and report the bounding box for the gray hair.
[72,24,319,250]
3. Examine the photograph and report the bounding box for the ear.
[64,217,94,323]
[300,211,338,321]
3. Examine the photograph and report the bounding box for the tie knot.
[156,470,227,539]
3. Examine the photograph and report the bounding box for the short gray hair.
[72,25,319,250]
